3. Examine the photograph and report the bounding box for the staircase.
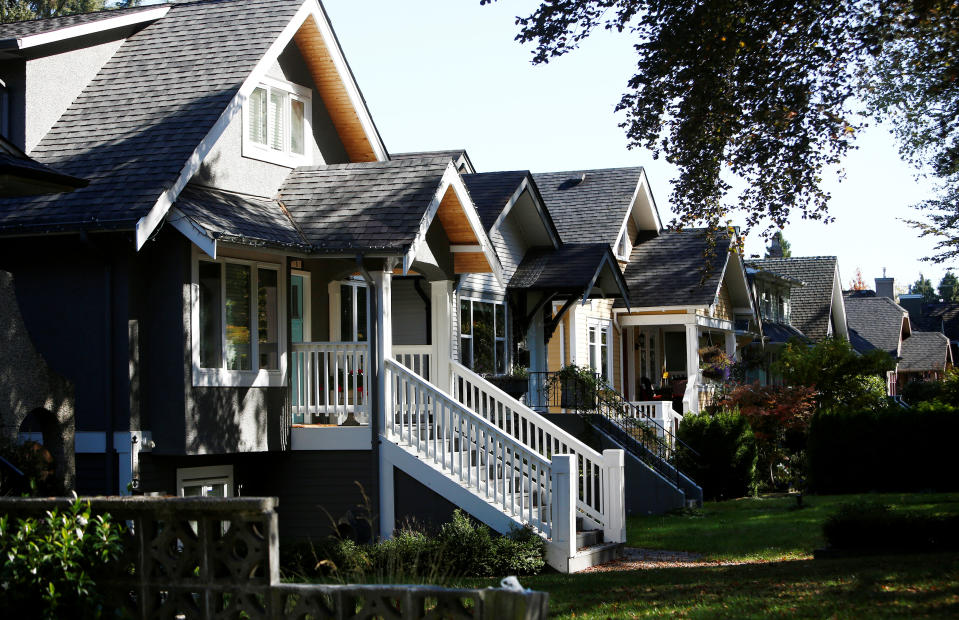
[382,359,625,573]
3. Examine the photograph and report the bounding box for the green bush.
[676,409,757,500]
[902,369,959,407]
[807,406,959,493]
[282,510,546,582]
[822,502,959,551]
[0,498,126,619]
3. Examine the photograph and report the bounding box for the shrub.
[822,502,959,551]
[283,510,546,582]
[0,439,58,496]
[0,497,126,618]
[807,406,959,493]
[676,409,757,500]
[903,369,959,407]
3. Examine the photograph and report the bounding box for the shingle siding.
[749,257,840,342]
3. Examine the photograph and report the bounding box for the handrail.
[392,345,433,381]
[386,359,554,536]
[450,361,608,531]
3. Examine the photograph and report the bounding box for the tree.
[774,337,895,411]
[910,273,938,303]
[485,1,959,255]
[1,0,106,24]
[938,271,959,302]
[849,267,868,291]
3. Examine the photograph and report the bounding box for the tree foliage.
[485,0,959,255]
[848,267,868,291]
[774,337,894,411]
[938,271,959,302]
[909,273,938,302]
[1,0,105,23]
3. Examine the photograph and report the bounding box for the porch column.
[430,280,453,391]
[724,330,737,361]
[684,323,699,413]
[372,269,393,433]
[626,327,636,401]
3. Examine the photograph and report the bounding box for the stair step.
[576,529,603,549]
[567,542,623,573]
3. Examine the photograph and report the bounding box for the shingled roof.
[750,257,841,342]
[0,0,304,235]
[762,320,808,345]
[174,185,306,250]
[462,171,532,232]
[0,136,87,194]
[0,4,164,40]
[844,296,909,357]
[899,331,952,372]
[510,243,616,291]
[533,168,643,246]
[278,156,452,252]
[615,229,731,308]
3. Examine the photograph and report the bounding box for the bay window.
[193,253,285,387]
[460,298,507,374]
[243,76,312,167]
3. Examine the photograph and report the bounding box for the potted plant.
[547,364,600,411]
[699,346,733,381]
[487,365,530,399]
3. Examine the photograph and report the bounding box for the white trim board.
[11,6,170,50]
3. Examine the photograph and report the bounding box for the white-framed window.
[242,76,313,168]
[192,251,286,387]
[177,465,234,497]
[459,297,507,374]
[587,319,613,383]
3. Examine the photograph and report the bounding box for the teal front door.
[291,274,305,422]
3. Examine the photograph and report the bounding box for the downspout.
[80,232,116,494]
[355,254,379,536]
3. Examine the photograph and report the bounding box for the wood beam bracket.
[545,296,578,344]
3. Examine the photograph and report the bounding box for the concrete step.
[567,542,623,573]
[576,529,603,549]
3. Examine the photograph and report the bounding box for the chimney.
[766,236,783,258]
[875,274,895,300]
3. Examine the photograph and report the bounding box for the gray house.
[0,0,646,572]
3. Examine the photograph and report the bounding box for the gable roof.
[844,295,909,357]
[0,4,166,44]
[509,243,620,291]
[615,229,731,308]
[462,171,531,232]
[899,331,952,372]
[0,0,304,237]
[750,257,842,342]
[917,302,959,340]
[393,150,474,173]
[533,167,645,246]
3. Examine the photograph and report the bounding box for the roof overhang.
[613,168,664,253]
[0,5,170,52]
[406,162,504,285]
[490,175,561,250]
[830,262,850,340]
[713,232,755,319]
[134,0,389,250]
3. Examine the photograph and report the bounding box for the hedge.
[823,502,959,551]
[676,409,757,501]
[807,406,959,494]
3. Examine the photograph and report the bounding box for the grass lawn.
[469,492,959,618]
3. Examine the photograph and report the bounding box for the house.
[529,169,757,422]
[0,0,653,572]
[845,280,953,395]
[742,262,807,383]
[0,134,87,195]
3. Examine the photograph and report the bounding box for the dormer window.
[243,77,312,167]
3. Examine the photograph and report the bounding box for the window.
[460,298,507,374]
[177,465,233,497]
[587,319,612,383]
[340,279,369,342]
[243,77,312,167]
[193,253,285,387]
[760,290,772,320]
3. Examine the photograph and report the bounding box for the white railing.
[385,359,555,537]
[291,342,369,426]
[449,361,623,540]
[628,400,679,440]
[392,345,433,382]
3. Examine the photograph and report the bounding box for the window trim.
[587,318,613,383]
[329,278,370,343]
[459,296,508,374]
[191,248,287,387]
[176,465,234,497]
[241,75,313,168]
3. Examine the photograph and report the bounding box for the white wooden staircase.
[381,359,625,573]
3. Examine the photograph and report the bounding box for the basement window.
[242,76,312,167]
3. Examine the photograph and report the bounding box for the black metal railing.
[524,371,698,489]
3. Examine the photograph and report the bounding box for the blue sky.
[323,0,950,293]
